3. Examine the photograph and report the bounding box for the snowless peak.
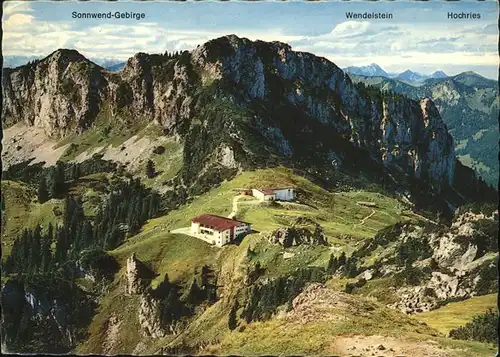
[430,71,448,79]
[397,69,427,83]
[343,63,389,77]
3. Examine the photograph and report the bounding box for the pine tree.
[29,226,42,274]
[81,220,94,248]
[200,265,210,291]
[328,254,339,274]
[228,301,238,331]
[344,257,358,278]
[55,226,68,263]
[55,161,66,195]
[41,224,53,272]
[37,176,49,203]
[70,163,80,181]
[140,197,150,223]
[338,252,347,266]
[46,168,58,198]
[146,159,156,178]
[148,194,157,218]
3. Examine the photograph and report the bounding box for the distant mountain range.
[3,55,43,68]
[105,62,126,72]
[343,63,449,84]
[3,55,125,72]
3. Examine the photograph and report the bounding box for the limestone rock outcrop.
[126,253,155,295]
[387,210,498,314]
[268,222,328,248]
[138,295,166,338]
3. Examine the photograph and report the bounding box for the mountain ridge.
[347,70,499,185]
[2,35,456,193]
[342,63,498,84]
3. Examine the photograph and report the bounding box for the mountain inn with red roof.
[190,214,252,247]
[251,187,294,202]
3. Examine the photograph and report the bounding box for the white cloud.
[2,1,33,17]
[324,21,371,39]
[4,13,34,28]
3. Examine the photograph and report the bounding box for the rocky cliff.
[349,72,499,185]
[2,35,455,189]
[0,277,96,353]
[350,208,498,314]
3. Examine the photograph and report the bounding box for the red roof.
[192,214,245,231]
[260,189,275,195]
[258,187,294,195]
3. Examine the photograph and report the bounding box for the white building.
[252,187,294,202]
[190,214,251,247]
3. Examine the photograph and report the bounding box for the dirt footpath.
[330,335,458,357]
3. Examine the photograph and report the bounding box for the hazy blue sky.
[3,1,498,78]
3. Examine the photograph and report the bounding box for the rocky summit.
[1,35,498,357]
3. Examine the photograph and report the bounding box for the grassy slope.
[206,306,496,357]
[56,104,150,162]
[1,180,64,258]
[114,167,417,284]
[1,174,111,259]
[79,167,432,354]
[139,137,183,189]
[124,167,413,247]
[58,113,183,191]
[414,293,498,335]
[6,166,492,355]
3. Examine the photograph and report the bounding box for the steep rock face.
[138,295,166,338]
[126,253,156,295]
[2,35,455,188]
[268,217,328,248]
[350,72,499,185]
[0,278,95,353]
[2,50,107,136]
[387,211,498,314]
[430,211,498,270]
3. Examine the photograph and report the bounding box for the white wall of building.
[190,221,251,247]
[274,188,294,201]
[191,222,200,234]
[252,189,275,201]
[234,223,251,236]
[252,189,265,200]
[215,229,231,247]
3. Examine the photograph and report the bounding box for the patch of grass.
[75,167,427,354]
[140,138,183,188]
[115,167,417,284]
[208,295,445,356]
[112,233,219,288]
[135,167,413,247]
[75,272,143,354]
[248,240,332,279]
[57,103,151,161]
[414,293,498,335]
[2,174,114,259]
[433,335,498,357]
[351,277,400,305]
[68,173,112,217]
